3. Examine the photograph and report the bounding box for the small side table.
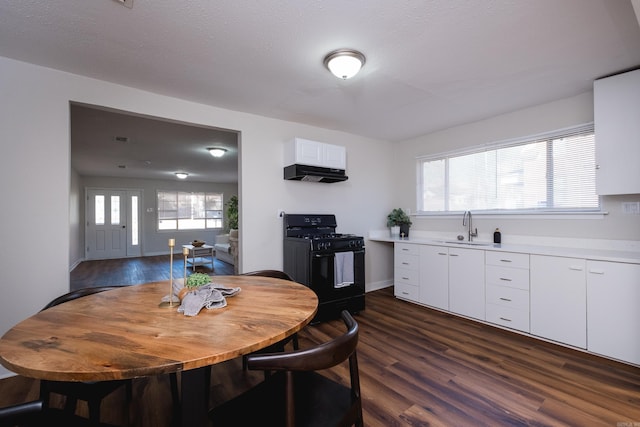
[182,244,215,272]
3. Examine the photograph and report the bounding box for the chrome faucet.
[462,211,478,241]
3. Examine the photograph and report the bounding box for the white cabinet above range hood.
[284,137,348,183]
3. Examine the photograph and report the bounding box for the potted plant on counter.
[386,208,412,238]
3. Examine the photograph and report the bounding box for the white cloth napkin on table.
[177,284,241,316]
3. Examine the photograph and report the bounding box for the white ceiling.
[1,0,639,181]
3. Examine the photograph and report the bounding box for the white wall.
[388,92,640,244]
[0,56,393,378]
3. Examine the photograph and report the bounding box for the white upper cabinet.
[593,69,640,195]
[285,138,346,170]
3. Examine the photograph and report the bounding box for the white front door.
[86,189,142,260]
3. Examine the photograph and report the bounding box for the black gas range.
[283,214,365,323]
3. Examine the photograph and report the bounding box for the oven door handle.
[313,250,365,258]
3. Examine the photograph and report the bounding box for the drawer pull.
[499,297,512,302]
[569,266,583,271]
[402,248,410,251]
[449,254,459,257]
[402,262,410,265]
[499,278,512,282]
[499,317,512,322]
[402,291,409,295]
[438,252,447,256]
[500,259,512,263]
[589,270,605,275]
[402,277,410,280]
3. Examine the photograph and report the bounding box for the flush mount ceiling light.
[323,49,366,80]
[175,172,188,179]
[208,147,227,157]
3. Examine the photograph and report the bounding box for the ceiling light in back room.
[175,172,188,179]
[208,147,227,157]
[323,49,366,79]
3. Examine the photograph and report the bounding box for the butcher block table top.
[0,276,318,381]
[0,276,318,427]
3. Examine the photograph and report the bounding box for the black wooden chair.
[240,270,300,370]
[0,399,109,427]
[39,286,132,426]
[0,400,43,427]
[209,310,363,427]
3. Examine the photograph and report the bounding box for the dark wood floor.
[2,256,640,426]
[70,254,235,290]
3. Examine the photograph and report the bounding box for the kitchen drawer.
[486,284,529,310]
[395,253,419,270]
[486,304,530,333]
[394,282,419,301]
[486,251,529,269]
[394,267,419,285]
[395,243,420,256]
[486,265,530,290]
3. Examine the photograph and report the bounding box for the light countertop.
[368,233,640,264]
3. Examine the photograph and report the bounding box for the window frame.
[416,123,602,217]
[156,190,224,231]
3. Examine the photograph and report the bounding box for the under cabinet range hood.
[284,164,348,183]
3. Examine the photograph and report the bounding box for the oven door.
[310,248,365,301]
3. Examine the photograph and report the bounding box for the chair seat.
[0,401,119,427]
[210,371,355,427]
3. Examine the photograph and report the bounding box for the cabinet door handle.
[499,297,512,302]
[589,269,605,275]
[569,266,583,271]
[500,259,512,263]
[438,252,447,256]
[499,317,512,322]
[499,278,512,282]
[449,254,459,257]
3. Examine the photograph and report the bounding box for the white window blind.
[418,124,599,213]
[157,191,223,230]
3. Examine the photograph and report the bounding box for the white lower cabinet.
[530,255,586,348]
[419,245,449,310]
[485,251,530,332]
[392,241,640,366]
[587,261,640,365]
[448,248,485,320]
[394,243,420,302]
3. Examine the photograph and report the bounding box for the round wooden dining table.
[0,276,318,426]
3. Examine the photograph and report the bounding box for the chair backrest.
[240,270,293,281]
[0,400,43,426]
[246,310,361,427]
[41,286,124,311]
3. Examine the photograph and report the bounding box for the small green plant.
[386,208,412,227]
[185,272,212,289]
[225,195,238,231]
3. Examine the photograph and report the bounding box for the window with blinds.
[418,124,600,213]
[157,191,223,230]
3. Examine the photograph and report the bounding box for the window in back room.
[157,190,223,230]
